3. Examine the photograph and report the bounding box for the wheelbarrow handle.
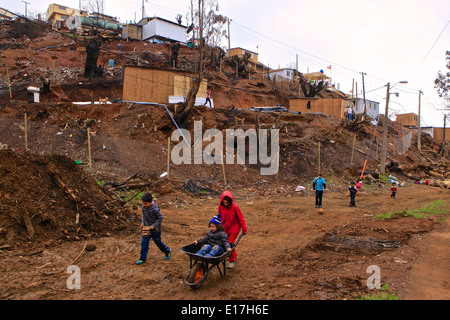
[233,233,245,246]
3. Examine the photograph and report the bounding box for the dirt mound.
[0,150,135,248]
[273,216,436,300]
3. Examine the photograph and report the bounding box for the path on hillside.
[0,183,448,300]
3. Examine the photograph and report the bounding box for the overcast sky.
[2,0,449,127]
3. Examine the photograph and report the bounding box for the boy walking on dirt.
[313,173,326,208]
[136,193,171,265]
[218,191,247,269]
[347,182,358,207]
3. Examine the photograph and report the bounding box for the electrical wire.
[409,19,450,79]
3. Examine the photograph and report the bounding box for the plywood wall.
[289,98,347,118]
[396,113,419,127]
[433,127,450,142]
[174,75,208,98]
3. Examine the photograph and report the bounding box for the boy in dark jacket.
[347,182,358,207]
[136,193,171,265]
[194,215,231,257]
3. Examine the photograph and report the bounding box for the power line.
[231,20,361,75]
[409,19,450,79]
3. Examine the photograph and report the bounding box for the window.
[58,6,66,11]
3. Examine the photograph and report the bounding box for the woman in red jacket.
[218,191,247,269]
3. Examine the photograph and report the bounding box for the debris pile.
[0,150,135,248]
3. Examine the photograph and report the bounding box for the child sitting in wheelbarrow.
[194,215,231,258]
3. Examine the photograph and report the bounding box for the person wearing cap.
[136,192,171,265]
[194,214,231,258]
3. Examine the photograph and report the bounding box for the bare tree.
[299,77,326,97]
[82,0,106,78]
[83,0,106,36]
[435,50,450,107]
[175,0,228,126]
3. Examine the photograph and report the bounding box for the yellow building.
[46,3,87,29]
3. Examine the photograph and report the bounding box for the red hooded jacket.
[218,191,247,235]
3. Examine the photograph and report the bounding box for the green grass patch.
[377,199,449,219]
[122,191,145,204]
[378,174,390,184]
[356,284,400,300]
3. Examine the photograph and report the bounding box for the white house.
[139,17,187,43]
[266,68,301,82]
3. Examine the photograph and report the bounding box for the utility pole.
[227,18,231,52]
[22,0,30,18]
[142,0,148,20]
[417,90,422,152]
[380,83,390,175]
[198,0,204,77]
[361,72,367,120]
[440,114,447,156]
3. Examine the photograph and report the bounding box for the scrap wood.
[35,43,75,52]
[69,241,87,266]
[22,207,35,239]
[103,171,141,189]
[183,179,219,195]
[428,171,445,178]
[50,171,78,202]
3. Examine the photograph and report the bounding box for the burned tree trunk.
[170,43,180,68]
[300,77,326,97]
[174,77,202,128]
[84,39,103,78]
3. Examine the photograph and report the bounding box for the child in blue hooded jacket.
[313,173,326,208]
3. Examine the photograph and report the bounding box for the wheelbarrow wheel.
[187,262,206,290]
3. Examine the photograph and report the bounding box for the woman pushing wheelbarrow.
[180,191,247,289]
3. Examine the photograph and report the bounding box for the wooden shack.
[396,113,419,127]
[122,66,208,104]
[289,97,348,118]
[433,127,450,142]
[122,24,142,40]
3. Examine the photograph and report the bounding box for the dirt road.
[0,183,448,301]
